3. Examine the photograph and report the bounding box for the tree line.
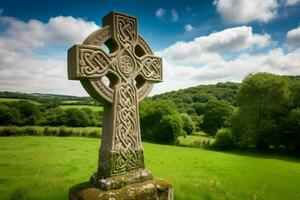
[145,73,300,153]
[1,73,300,153]
[0,101,102,127]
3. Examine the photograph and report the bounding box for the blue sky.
[0,0,300,96]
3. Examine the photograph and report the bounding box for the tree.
[201,99,234,135]
[181,113,195,135]
[192,102,205,115]
[65,108,89,127]
[232,73,290,149]
[40,107,67,126]
[289,79,300,108]
[0,103,21,125]
[192,93,216,103]
[15,101,41,125]
[140,99,183,143]
[281,108,300,152]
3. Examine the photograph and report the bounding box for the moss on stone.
[69,178,173,200]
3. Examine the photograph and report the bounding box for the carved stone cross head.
[68,11,163,184]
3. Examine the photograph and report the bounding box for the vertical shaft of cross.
[98,79,144,178]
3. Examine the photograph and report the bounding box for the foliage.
[280,108,300,152]
[0,104,21,125]
[232,73,290,149]
[180,113,195,135]
[153,82,240,114]
[0,101,102,127]
[289,79,300,108]
[0,126,101,138]
[140,99,183,143]
[200,99,234,136]
[214,128,235,150]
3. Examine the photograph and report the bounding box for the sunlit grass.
[0,137,300,200]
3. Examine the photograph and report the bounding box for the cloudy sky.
[0,0,300,96]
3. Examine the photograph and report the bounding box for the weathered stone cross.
[68,12,162,186]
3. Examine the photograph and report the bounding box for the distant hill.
[152,82,240,114]
[1,74,299,109]
[0,91,90,103]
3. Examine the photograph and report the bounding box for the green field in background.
[59,105,103,112]
[0,98,40,105]
[0,137,300,200]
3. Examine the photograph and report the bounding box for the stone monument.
[67,11,173,199]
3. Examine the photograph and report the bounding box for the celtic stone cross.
[68,11,162,188]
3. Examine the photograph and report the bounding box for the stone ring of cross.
[68,11,163,103]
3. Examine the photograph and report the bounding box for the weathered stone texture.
[69,179,173,200]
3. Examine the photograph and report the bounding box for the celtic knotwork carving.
[141,56,162,81]
[111,150,144,174]
[68,12,163,179]
[112,81,141,173]
[116,15,137,46]
[79,47,110,77]
[120,55,135,75]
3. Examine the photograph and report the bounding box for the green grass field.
[61,100,81,104]
[0,98,40,105]
[0,137,299,200]
[59,105,103,112]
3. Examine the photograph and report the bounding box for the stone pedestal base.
[69,178,173,200]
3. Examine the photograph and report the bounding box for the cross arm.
[139,55,163,82]
[68,44,112,80]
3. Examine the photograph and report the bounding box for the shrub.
[140,99,183,143]
[214,128,235,150]
[0,126,19,136]
[58,126,71,137]
[88,130,101,138]
[24,127,41,136]
[181,113,195,135]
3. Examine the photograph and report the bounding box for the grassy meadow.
[0,136,300,200]
[59,105,102,112]
[0,98,40,105]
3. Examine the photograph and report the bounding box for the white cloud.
[0,15,99,96]
[286,27,300,46]
[285,0,300,5]
[184,24,194,32]
[171,9,179,22]
[151,26,300,95]
[0,16,98,52]
[214,0,278,24]
[155,8,166,19]
[152,47,300,95]
[158,26,271,65]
